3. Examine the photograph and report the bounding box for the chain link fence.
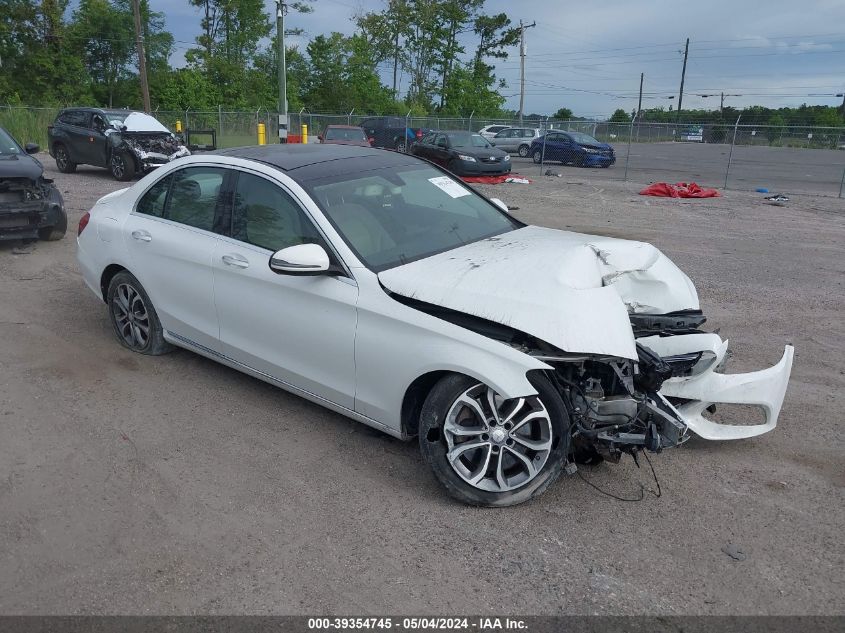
[3,105,844,197]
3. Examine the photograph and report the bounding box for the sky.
[148,0,845,117]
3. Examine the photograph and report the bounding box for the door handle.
[221,253,249,269]
[131,230,152,242]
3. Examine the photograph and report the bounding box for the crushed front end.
[538,309,793,464]
[113,132,190,172]
[0,177,66,241]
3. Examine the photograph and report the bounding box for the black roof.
[212,144,421,180]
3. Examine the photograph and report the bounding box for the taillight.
[415,129,423,139]
[78,211,90,236]
[368,137,374,146]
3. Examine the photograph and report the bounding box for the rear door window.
[164,167,226,232]
[59,110,90,127]
[137,175,172,218]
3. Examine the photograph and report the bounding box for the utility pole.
[276,0,287,143]
[517,20,536,125]
[637,72,644,118]
[676,37,689,122]
[132,0,151,113]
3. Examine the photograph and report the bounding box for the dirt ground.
[1,157,843,615]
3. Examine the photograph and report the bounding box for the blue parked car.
[529,131,615,168]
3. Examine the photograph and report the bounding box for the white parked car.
[489,127,542,157]
[477,124,511,140]
[77,145,794,506]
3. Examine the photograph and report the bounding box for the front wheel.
[109,151,135,181]
[394,139,407,153]
[107,271,173,355]
[419,373,569,507]
[518,144,530,158]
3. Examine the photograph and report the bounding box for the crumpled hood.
[378,225,699,360]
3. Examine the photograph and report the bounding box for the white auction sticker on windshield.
[428,176,471,198]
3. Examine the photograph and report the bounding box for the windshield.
[568,131,601,146]
[447,133,491,148]
[305,164,520,272]
[325,127,367,141]
[0,128,22,156]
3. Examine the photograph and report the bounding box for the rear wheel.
[107,271,173,355]
[394,139,407,153]
[53,144,76,173]
[518,144,530,158]
[419,373,569,506]
[109,151,135,181]
[532,149,543,164]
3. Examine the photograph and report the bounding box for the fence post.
[468,110,474,132]
[348,108,354,125]
[839,165,845,198]
[724,114,742,190]
[624,113,637,182]
[218,104,223,141]
[184,109,189,132]
[539,129,547,175]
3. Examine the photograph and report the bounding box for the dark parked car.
[48,108,190,181]
[529,131,615,167]
[359,116,427,153]
[0,126,66,241]
[411,131,511,176]
[318,125,372,147]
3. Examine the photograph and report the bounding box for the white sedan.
[77,145,794,506]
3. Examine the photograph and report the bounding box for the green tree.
[609,108,631,123]
[70,0,134,107]
[766,113,785,143]
[552,107,573,120]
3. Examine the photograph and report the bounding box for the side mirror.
[489,197,509,213]
[269,243,330,275]
[24,142,39,154]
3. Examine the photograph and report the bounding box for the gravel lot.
[1,156,843,615]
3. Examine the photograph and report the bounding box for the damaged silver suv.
[48,108,189,181]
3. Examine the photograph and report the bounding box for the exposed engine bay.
[110,132,190,170]
[0,176,65,241]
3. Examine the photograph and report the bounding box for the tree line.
[1,1,843,127]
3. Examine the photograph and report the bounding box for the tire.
[38,208,67,241]
[109,150,135,181]
[394,138,407,153]
[446,159,462,176]
[53,144,76,173]
[106,271,173,355]
[532,149,543,164]
[518,144,530,158]
[419,373,570,507]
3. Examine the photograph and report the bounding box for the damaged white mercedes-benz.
[77,145,794,506]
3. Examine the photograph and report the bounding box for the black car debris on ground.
[47,108,190,181]
[411,131,511,176]
[0,126,66,242]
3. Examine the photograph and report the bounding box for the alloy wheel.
[110,154,125,179]
[55,147,68,170]
[111,283,150,349]
[518,144,530,158]
[443,383,553,492]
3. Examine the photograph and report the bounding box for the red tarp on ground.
[639,182,721,198]
[461,173,532,184]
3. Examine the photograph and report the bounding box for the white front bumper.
[640,334,794,440]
